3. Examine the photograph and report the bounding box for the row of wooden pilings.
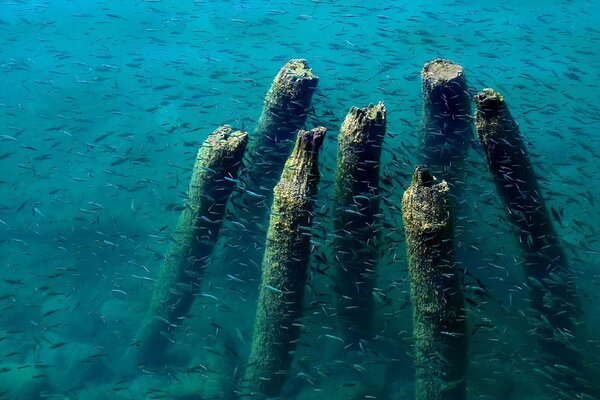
[128,59,592,400]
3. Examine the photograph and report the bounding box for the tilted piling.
[402,165,467,400]
[332,103,386,346]
[419,59,472,192]
[241,59,318,208]
[242,127,326,398]
[227,59,319,272]
[474,88,585,395]
[136,126,248,365]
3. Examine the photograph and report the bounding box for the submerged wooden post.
[136,126,248,365]
[242,127,326,398]
[419,59,472,191]
[474,88,584,393]
[332,103,386,346]
[402,165,467,400]
[242,58,318,206]
[227,59,319,268]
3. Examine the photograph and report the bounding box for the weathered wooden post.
[238,58,318,212]
[242,127,326,398]
[225,59,319,274]
[332,103,386,346]
[419,59,472,193]
[402,165,467,400]
[136,126,248,365]
[475,88,585,396]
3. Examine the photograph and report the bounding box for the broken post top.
[402,165,451,234]
[281,59,316,80]
[335,102,386,208]
[422,58,465,90]
[204,125,248,151]
[474,87,507,120]
[197,125,248,172]
[276,127,326,199]
[413,164,434,188]
[295,126,326,154]
[268,59,319,104]
[339,102,386,146]
[474,88,519,142]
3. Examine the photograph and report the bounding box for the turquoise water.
[1,0,599,399]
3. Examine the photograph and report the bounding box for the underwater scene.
[1,0,599,399]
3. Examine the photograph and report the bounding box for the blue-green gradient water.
[1,0,599,399]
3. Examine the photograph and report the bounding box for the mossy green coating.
[402,166,467,400]
[419,59,472,190]
[332,103,386,345]
[244,59,319,204]
[136,125,248,365]
[243,127,326,398]
[475,88,584,393]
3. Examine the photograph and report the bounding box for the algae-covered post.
[402,165,467,400]
[242,58,318,208]
[419,59,472,192]
[332,103,386,346]
[135,126,248,365]
[474,89,584,393]
[228,59,319,270]
[242,127,326,398]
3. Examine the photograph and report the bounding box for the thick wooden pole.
[242,127,326,398]
[136,126,248,365]
[419,59,472,193]
[402,165,467,400]
[241,59,318,208]
[475,88,585,396]
[227,59,319,272]
[332,103,386,346]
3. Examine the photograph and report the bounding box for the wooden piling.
[332,103,386,345]
[419,59,472,192]
[402,165,467,400]
[242,127,326,398]
[475,88,585,396]
[136,126,248,365]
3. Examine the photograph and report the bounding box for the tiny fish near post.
[242,127,326,398]
[332,103,386,346]
[402,165,467,400]
[135,126,248,365]
[474,88,587,397]
[419,59,472,194]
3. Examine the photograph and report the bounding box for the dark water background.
[0,0,599,399]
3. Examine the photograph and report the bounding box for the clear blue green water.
[0,0,599,399]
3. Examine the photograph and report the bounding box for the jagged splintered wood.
[402,166,467,400]
[332,103,386,346]
[419,59,472,192]
[242,127,326,398]
[474,88,585,394]
[136,126,248,365]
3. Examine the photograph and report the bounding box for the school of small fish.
[0,0,598,399]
